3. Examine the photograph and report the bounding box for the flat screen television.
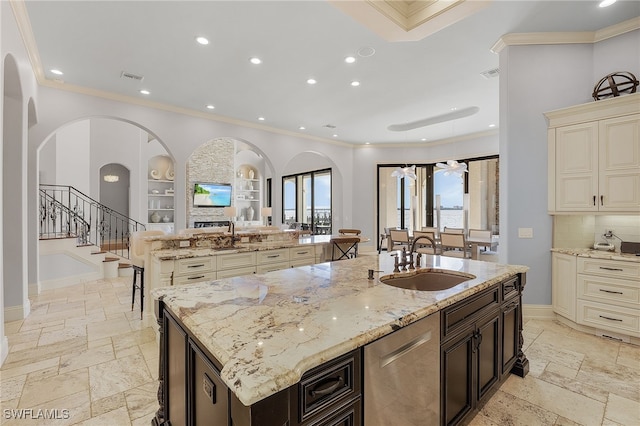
[193,183,232,207]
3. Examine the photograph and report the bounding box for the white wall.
[56,120,90,193]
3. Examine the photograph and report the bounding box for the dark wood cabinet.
[165,313,188,426]
[190,342,229,425]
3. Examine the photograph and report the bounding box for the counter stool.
[130,230,165,319]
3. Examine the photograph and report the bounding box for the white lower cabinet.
[551,253,577,321]
[552,253,640,339]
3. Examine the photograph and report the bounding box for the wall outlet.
[518,227,533,238]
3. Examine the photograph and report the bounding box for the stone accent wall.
[186,138,235,227]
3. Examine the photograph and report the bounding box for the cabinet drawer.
[502,276,519,301]
[578,274,640,308]
[175,257,215,275]
[216,252,256,270]
[290,246,316,260]
[216,266,256,279]
[173,272,216,286]
[577,258,640,280]
[307,397,361,426]
[257,248,290,265]
[291,258,315,268]
[256,262,290,274]
[441,285,500,342]
[576,300,640,337]
[298,350,361,424]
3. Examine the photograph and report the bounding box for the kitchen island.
[151,252,529,426]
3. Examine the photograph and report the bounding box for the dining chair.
[443,227,464,234]
[130,230,165,319]
[378,227,391,254]
[330,237,360,261]
[338,228,361,235]
[389,229,411,251]
[440,232,470,258]
[412,230,439,254]
[468,229,492,252]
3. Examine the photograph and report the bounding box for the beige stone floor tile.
[7,328,41,349]
[0,375,26,402]
[19,368,89,408]
[1,356,61,380]
[5,390,93,426]
[90,392,126,418]
[577,358,640,403]
[131,411,157,426]
[88,353,152,401]
[74,405,131,426]
[40,323,66,334]
[65,310,107,328]
[468,412,502,426]
[114,343,141,359]
[86,318,132,342]
[524,336,585,371]
[144,356,159,381]
[499,374,605,425]
[4,320,24,335]
[538,368,609,403]
[475,389,559,426]
[601,420,626,426]
[47,300,85,314]
[604,393,640,426]
[3,337,85,371]
[111,327,156,351]
[86,337,112,350]
[59,344,115,374]
[18,318,64,333]
[617,343,640,372]
[139,341,159,363]
[124,380,158,421]
[38,325,87,346]
[554,416,583,425]
[545,361,579,380]
[25,363,61,382]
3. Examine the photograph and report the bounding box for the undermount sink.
[380,269,475,291]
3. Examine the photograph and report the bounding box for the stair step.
[104,256,120,263]
[118,262,132,269]
[91,250,107,255]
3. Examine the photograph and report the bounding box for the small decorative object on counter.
[150,169,161,180]
[592,71,638,100]
[150,211,161,223]
[165,169,175,181]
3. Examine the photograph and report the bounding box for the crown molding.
[491,17,640,53]
[9,0,45,82]
[544,92,640,128]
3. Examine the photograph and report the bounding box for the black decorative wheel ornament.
[592,71,638,100]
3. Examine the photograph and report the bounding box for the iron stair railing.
[39,184,146,259]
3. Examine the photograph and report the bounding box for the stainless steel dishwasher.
[364,313,440,425]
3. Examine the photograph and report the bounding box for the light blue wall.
[499,31,640,305]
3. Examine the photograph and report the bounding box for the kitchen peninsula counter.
[152,254,528,410]
[551,247,640,263]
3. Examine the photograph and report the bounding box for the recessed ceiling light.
[50,69,63,75]
[195,36,209,45]
[489,123,496,128]
[258,117,265,121]
[365,142,370,145]
[307,78,317,85]
[299,126,306,130]
[333,134,338,137]
[599,0,616,7]
[450,107,458,111]
[357,47,376,57]
[249,57,262,65]
[344,56,356,64]
[351,81,360,87]
[139,89,150,95]
[206,104,215,110]
[421,138,427,141]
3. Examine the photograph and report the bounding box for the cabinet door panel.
[166,315,188,426]
[476,313,500,400]
[552,253,577,321]
[501,300,519,375]
[599,114,640,212]
[441,331,473,426]
[191,342,229,425]
[555,123,598,211]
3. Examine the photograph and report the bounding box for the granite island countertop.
[152,253,528,407]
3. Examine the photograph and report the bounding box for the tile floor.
[1,276,639,425]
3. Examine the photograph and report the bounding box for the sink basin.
[380,269,475,291]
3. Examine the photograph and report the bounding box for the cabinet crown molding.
[545,93,640,128]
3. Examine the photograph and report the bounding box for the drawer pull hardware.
[267,255,280,258]
[297,251,309,255]
[593,195,596,206]
[599,267,623,272]
[599,289,623,295]
[188,275,205,280]
[599,315,622,322]
[309,376,344,397]
[600,195,604,206]
[188,264,205,268]
[379,331,433,368]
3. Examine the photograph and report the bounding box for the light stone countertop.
[152,253,528,406]
[551,248,640,263]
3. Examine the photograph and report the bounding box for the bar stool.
[130,230,164,319]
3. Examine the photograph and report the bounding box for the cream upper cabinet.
[546,94,640,214]
[598,115,640,211]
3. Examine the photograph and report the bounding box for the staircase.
[39,184,145,281]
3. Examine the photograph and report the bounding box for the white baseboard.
[0,335,8,367]
[4,299,30,322]
[523,304,555,320]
